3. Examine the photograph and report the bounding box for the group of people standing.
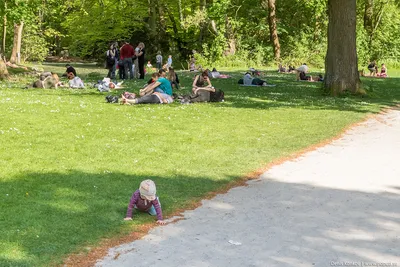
[106,41,146,80]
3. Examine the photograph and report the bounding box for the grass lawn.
[0,63,399,266]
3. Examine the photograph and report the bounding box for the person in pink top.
[377,63,388,78]
[124,180,166,225]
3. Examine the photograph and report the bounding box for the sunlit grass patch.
[0,65,399,266]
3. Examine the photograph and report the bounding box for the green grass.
[0,64,399,266]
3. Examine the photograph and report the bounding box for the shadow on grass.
[1,170,400,266]
[0,170,227,266]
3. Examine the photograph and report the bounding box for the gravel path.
[97,109,400,267]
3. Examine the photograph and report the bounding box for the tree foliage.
[0,0,399,67]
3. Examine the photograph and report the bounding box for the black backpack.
[209,89,225,102]
[106,55,115,66]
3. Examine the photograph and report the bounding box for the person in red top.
[120,41,135,79]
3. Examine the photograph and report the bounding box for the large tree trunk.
[267,0,280,61]
[0,58,9,79]
[265,0,281,61]
[10,22,24,64]
[325,0,360,95]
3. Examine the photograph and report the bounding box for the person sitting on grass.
[278,64,286,73]
[367,60,378,76]
[177,70,216,103]
[67,71,85,88]
[377,63,388,78]
[288,65,296,73]
[192,70,214,92]
[124,180,165,225]
[121,71,173,105]
[148,69,173,96]
[168,67,180,90]
[298,71,312,81]
[63,64,76,77]
[147,72,159,85]
[297,63,309,74]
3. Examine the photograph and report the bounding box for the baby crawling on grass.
[124,179,166,225]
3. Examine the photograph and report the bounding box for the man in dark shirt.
[367,60,378,76]
[63,64,76,77]
[120,41,135,79]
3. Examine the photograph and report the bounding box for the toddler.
[167,55,172,68]
[124,180,165,225]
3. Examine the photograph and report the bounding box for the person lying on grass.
[32,72,63,89]
[237,72,268,86]
[124,179,166,225]
[209,68,231,79]
[297,71,324,82]
[121,91,173,105]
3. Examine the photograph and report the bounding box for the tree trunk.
[10,22,24,64]
[16,21,23,63]
[148,0,157,36]
[2,9,6,57]
[364,0,374,45]
[224,17,236,55]
[0,58,9,79]
[178,0,183,22]
[198,0,206,45]
[325,0,360,95]
[267,0,281,61]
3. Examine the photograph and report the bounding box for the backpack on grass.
[209,89,225,102]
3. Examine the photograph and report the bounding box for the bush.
[21,24,49,62]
